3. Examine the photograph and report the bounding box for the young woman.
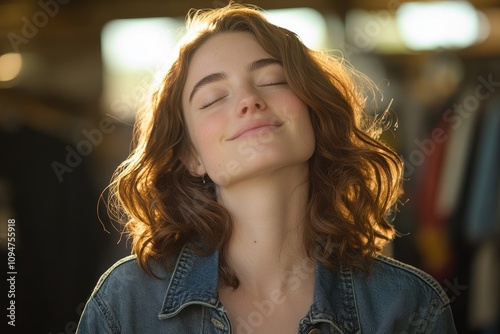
[77,4,457,333]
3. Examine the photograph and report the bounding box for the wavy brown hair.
[109,3,404,287]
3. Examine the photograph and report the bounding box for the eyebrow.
[247,57,282,72]
[188,57,283,103]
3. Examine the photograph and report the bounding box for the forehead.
[183,32,272,86]
[192,31,270,67]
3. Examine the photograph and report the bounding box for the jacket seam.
[340,265,361,333]
[93,291,121,333]
[162,245,194,313]
[420,295,439,332]
[374,255,450,305]
[92,254,138,293]
[421,296,450,333]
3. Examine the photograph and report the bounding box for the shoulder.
[351,255,456,333]
[85,255,174,318]
[77,256,174,333]
[369,255,450,304]
[90,255,172,298]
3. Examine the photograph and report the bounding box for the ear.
[181,150,207,177]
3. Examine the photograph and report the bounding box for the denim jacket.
[77,246,457,333]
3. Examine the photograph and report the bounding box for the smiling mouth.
[228,121,283,141]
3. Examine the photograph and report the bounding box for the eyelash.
[200,96,226,109]
[263,81,287,86]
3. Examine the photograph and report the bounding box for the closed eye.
[261,81,287,86]
[200,95,226,109]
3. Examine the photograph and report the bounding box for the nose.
[237,87,267,116]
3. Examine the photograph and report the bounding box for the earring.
[202,175,206,184]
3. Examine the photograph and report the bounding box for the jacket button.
[210,317,225,329]
[308,328,321,334]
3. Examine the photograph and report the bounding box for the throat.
[219,268,315,334]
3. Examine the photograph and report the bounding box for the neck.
[217,164,314,296]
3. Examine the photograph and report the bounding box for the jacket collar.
[160,246,220,316]
[307,264,361,333]
[159,246,360,333]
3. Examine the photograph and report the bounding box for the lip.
[228,118,283,141]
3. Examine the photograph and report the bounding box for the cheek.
[291,103,315,151]
[189,115,225,161]
[283,95,314,136]
[299,115,316,153]
[278,91,308,122]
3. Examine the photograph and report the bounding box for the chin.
[211,156,309,187]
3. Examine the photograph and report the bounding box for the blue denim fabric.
[77,246,457,333]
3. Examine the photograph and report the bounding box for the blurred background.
[0,0,499,333]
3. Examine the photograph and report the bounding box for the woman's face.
[182,32,315,187]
